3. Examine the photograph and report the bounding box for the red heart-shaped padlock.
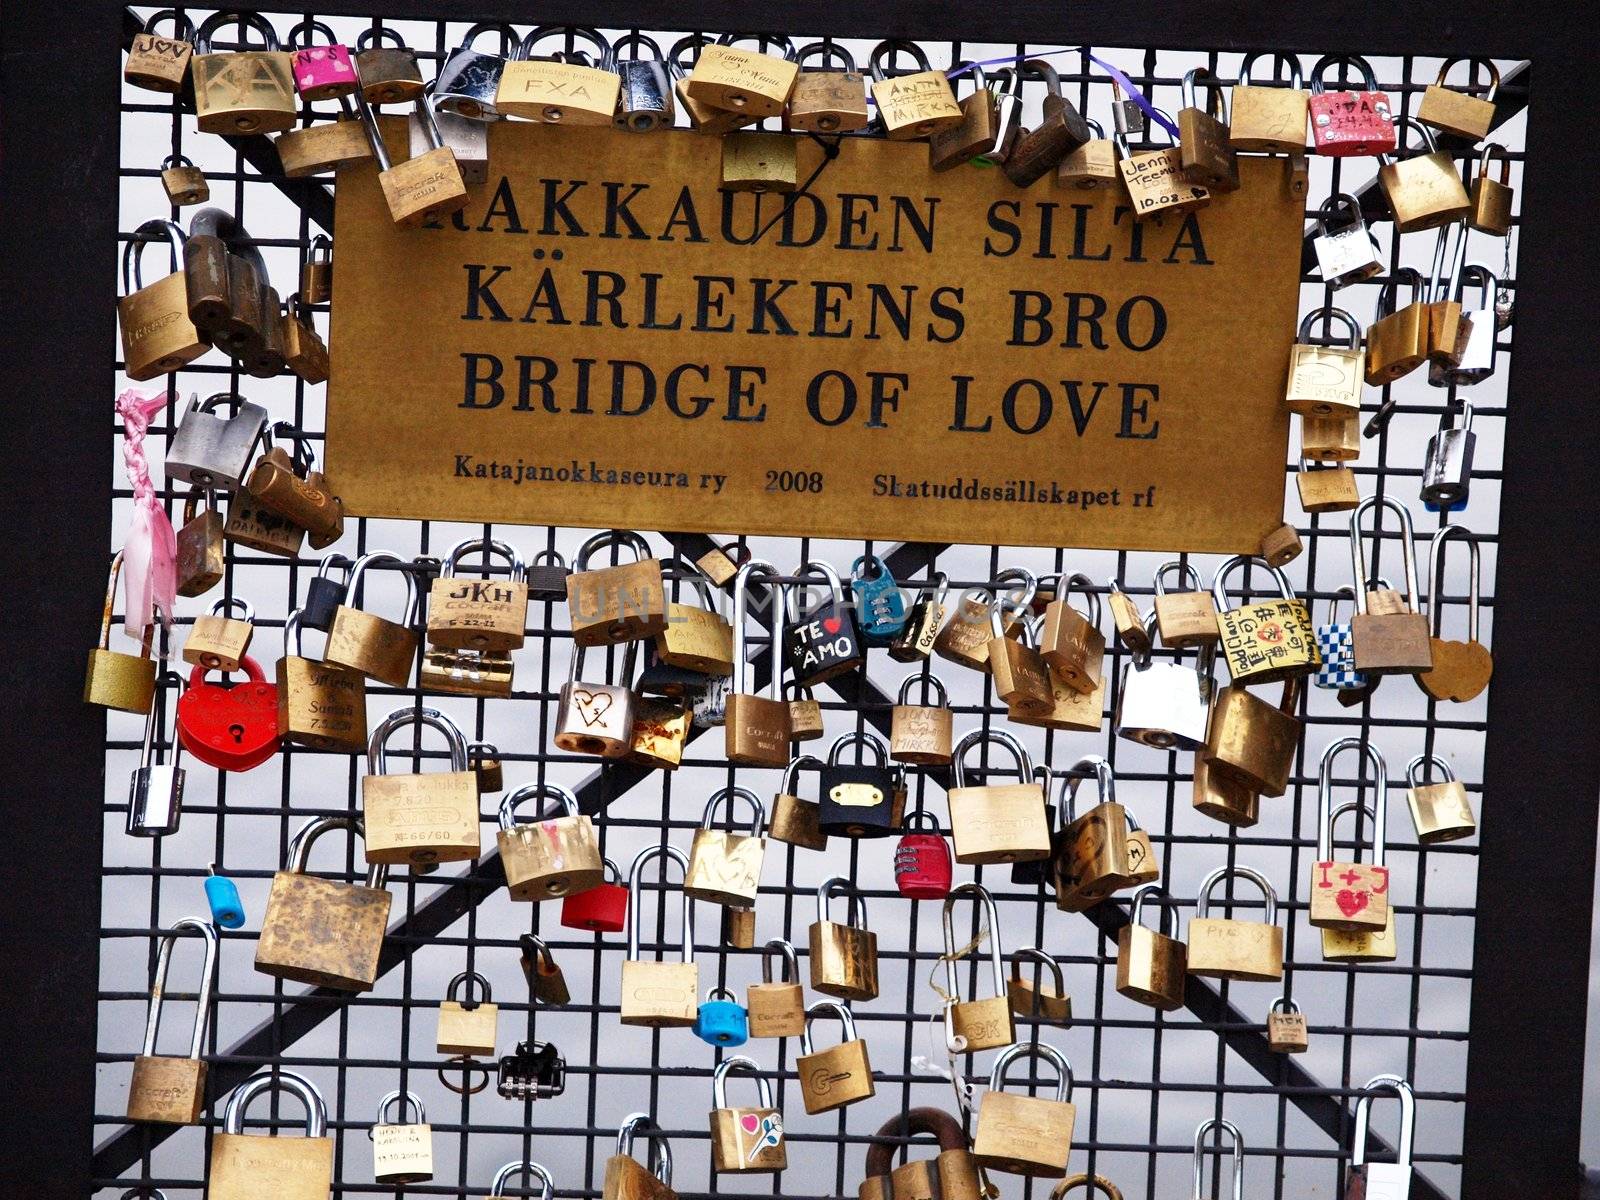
[177,655,281,771]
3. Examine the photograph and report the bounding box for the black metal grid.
[76,7,1536,1198]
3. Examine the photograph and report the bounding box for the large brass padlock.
[362,707,480,866]
[725,559,792,766]
[670,34,758,136]
[810,876,879,1001]
[1206,675,1300,798]
[498,781,603,900]
[498,26,622,126]
[1210,554,1319,687]
[119,219,210,381]
[686,786,768,907]
[686,33,799,119]
[429,537,529,653]
[1010,617,1106,734]
[1297,458,1361,514]
[371,1089,433,1185]
[127,917,218,1125]
[254,816,392,992]
[869,40,963,140]
[276,610,367,752]
[621,845,698,1026]
[85,551,158,714]
[1311,739,1391,933]
[604,1115,677,1200]
[356,89,470,228]
[568,529,667,646]
[1228,53,1307,153]
[656,563,734,676]
[1349,496,1433,676]
[191,12,297,135]
[710,1056,786,1172]
[1287,306,1364,419]
[1405,753,1476,843]
[797,1001,876,1114]
[275,104,373,178]
[941,883,1016,1054]
[747,938,806,1038]
[1377,117,1472,233]
[787,42,870,133]
[326,552,422,687]
[890,673,954,765]
[1418,57,1500,142]
[1116,885,1187,1011]
[769,754,828,851]
[436,970,499,1057]
[1186,866,1284,982]
[126,11,195,92]
[973,1041,1077,1177]
[210,1072,334,1200]
[947,728,1049,865]
[1003,60,1091,187]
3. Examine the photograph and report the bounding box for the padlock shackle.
[1059,755,1116,819]
[827,729,890,768]
[761,937,800,984]
[610,31,663,62]
[1052,1175,1123,1200]
[1154,560,1203,597]
[1128,884,1178,938]
[498,780,582,829]
[1182,67,1228,120]
[780,753,821,797]
[444,536,525,581]
[141,916,219,1059]
[1271,994,1302,1016]
[1316,191,1366,230]
[1351,1074,1416,1168]
[1044,571,1103,628]
[661,558,722,614]
[1381,115,1440,165]
[517,25,615,70]
[188,208,270,283]
[989,1040,1073,1102]
[616,1113,674,1185]
[794,40,858,73]
[137,671,183,770]
[1195,865,1277,924]
[994,565,1039,618]
[626,844,692,963]
[950,727,1033,788]
[868,37,933,80]
[122,218,187,294]
[1309,53,1379,94]
[195,9,280,54]
[1456,263,1498,308]
[715,30,796,57]
[489,1160,555,1200]
[1191,1117,1245,1200]
[446,969,492,1007]
[285,814,388,889]
[369,705,469,774]
[141,8,197,40]
[1426,219,1469,303]
[355,25,409,51]
[98,551,155,655]
[1009,946,1065,993]
[222,1070,328,1137]
[701,786,766,835]
[902,807,942,834]
[668,32,713,76]
[1434,56,1500,99]
[942,881,1005,1004]
[1372,265,1427,322]
[1210,554,1295,611]
[800,998,858,1053]
[1426,523,1481,642]
[567,629,640,693]
[457,21,520,55]
[286,18,339,50]
[732,559,783,699]
[345,551,422,627]
[1019,57,1063,94]
[375,1087,425,1127]
[817,875,869,930]
[1296,306,1361,349]
[1349,496,1421,615]
[316,552,354,583]
[784,559,849,623]
[1330,800,1378,858]
[712,1054,774,1110]
[574,528,652,571]
[1237,51,1303,89]
[1405,753,1457,790]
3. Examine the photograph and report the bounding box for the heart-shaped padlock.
[177,655,280,771]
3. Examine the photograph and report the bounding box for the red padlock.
[1309,55,1396,157]
[895,810,953,900]
[176,655,280,771]
[560,858,628,932]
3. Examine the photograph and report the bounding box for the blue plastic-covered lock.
[205,863,246,928]
[851,554,907,646]
[693,987,749,1047]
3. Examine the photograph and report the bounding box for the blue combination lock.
[205,863,246,928]
[694,987,749,1047]
[851,554,907,646]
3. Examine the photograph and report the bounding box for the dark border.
[2,4,1596,1198]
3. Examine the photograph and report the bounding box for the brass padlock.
[785,682,825,742]
[770,754,828,851]
[1311,739,1391,933]
[1192,744,1263,827]
[1210,554,1319,687]
[176,488,225,598]
[210,1072,334,1200]
[1301,411,1362,463]
[1468,143,1514,236]
[710,1056,786,1172]
[372,1090,433,1185]
[521,934,571,1005]
[1364,266,1431,383]
[354,26,425,105]
[1377,117,1472,233]
[1178,68,1239,191]
[568,529,667,646]
[973,1041,1077,1177]
[362,707,480,866]
[936,571,1024,670]
[748,938,806,1038]
[627,695,691,770]
[1228,52,1307,153]
[621,845,698,1026]
[1008,946,1070,1023]
[555,636,638,759]
[470,741,504,793]
[786,42,870,133]
[1116,885,1187,1011]
[1261,522,1303,568]
[421,647,514,698]
[1349,496,1433,675]
[726,559,792,766]
[275,100,373,178]
[191,12,297,135]
[1054,1175,1124,1200]
[326,552,422,687]
[126,11,195,92]
[1153,561,1219,649]
[1297,458,1361,514]
[722,905,756,949]
[798,1001,876,1114]
[436,970,499,1056]
[942,883,1016,1054]
[1287,306,1364,419]
[890,571,948,663]
[869,40,963,140]
[356,89,469,227]
[1040,572,1106,694]
[686,786,768,907]
[671,34,759,136]
[1107,582,1150,654]
[301,234,333,304]
[279,295,330,384]
[426,537,529,653]
[224,488,306,557]
[498,26,622,126]
[929,61,1000,170]
[861,1108,981,1200]
[1116,111,1210,220]
[1418,57,1500,143]
[276,610,367,752]
[1267,996,1309,1053]
[656,563,734,676]
[254,815,392,991]
[722,129,799,193]
[127,917,217,1124]
[988,584,1053,715]
[119,219,210,381]
[687,34,798,119]
[810,877,879,1001]
[948,728,1049,865]
[1424,222,1469,369]
[244,427,342,548]
[183,596,254,673]
[604,1115,677,1200]
[1053,756,1134,911]
[696,540,747,588]
[1321,873,1397,964]
[890,673,954,764]
[1186,866,1284,982]
[1406,753,1476,843]
[161,154,210,206]
[498,781,603,900]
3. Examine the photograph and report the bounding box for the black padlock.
[1012,765,1059,888]
[525,549,571,602]
[889,570,948,663]
[302,553,353,631]
[637,639,709,697]
[497,1040,567,1101]
[786,561,864,686]
[818,731,903,838]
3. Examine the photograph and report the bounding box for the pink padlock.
[1309,55,1396,158]
[895,810,953,900]
[290,19,356,102]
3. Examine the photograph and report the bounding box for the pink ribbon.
[116,388,177,641]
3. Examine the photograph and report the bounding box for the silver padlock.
[613,33,673,131]
[1313,193,1385,289]
[128,676,185,837]
[1345,1075,1414,1200]
[164,392,269,491]
[554,638,638,758]
[974,67,1024,166]
[691,674,730,727]
[434,22,517,120]
[1429,264,1498,386]
[1113,613,1212,751]
[412,86,487,184]
[1420,402,1475,508]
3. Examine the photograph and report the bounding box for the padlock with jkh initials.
[786,42,870,133]
[686,786,767,907]
[947,728,1048,865]
[798,1001,875,1114]
[973,1041,1077,1177]
[428,537,529,652]
[1267,996,1309,1053]
[166,393,269,493]
[890,571,948,663]
[890,674,953,764]
[868,40,963,140]
[1287,307,1365,419]
[1228,52,1307,153]
[1187,865,1284,982]
[725,559,792,765]
[747,937,806,1038]
[371,1089,432,1185]
[127,10,196,92]
[499,26,623,126]
[326,551,422,687]
[621,844,697,1026]
[175,653,279,772]
[656,561,735,676]
[497,781,602,901]
[1345,1075,1416,1200]
[941,883,1016,1054]
[1313,193,1386,290]
[1040,573,1106,695]
[1116,109,1210,220]
[127,917,217,1124]
[1406,753,1476,845]
[1349,496,1433,675]
[1309,55,1395,156]
[820,731,902,838]
[489,1160,557,1200]
[811,877,879,1001]
[1003,60,1091,188]
[1008,946,1070,1022]
[1210,554,1319,688]
[434,23,518,120]
[1378,117,1472,233]
[605,1114,677,1200]
[1311,738,1391,932]
[1192,1119,1246,1200]
[556,636,638,759]
[85,551,158,714]
[895,809,953,900]
[191,12,297,136]
[1418,56,1500,142]
[788,560,865,685]
[1178,68,1239,191]
[1116,885,1187,1010]
[360,707,479,866]
[929,61,1000,172]
[276,611,366,753]
[436,970,499,1057]
[709,1056,785,1172]
[770,753,828,850]
[687,33,799,119]
[209,1072,334,1200]
[355,86,470,228]
[1114,611,1213,751]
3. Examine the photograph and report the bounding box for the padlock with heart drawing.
[554,638,638,758]
[176,655,280,771]
[1309,738,1391,933]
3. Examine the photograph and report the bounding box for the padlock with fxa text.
[498,26,621,125]
[498,781,602,900]
[209,1072,334,1200]
[798,1001,876,1114]
[810,877,879,1001]
[973,1041,1077,1177]
[942,882,1016,1053]
[362,707,479,866]
[621,844,697,1026]
[127,917,217,1124]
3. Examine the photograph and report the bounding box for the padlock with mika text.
[1178,68,1239,190]
[1417,525,1493,703]
[942,883,1016,1054]
[748,938,806,1038]
[710,1056,785,1172]
[798,1001,875,1114]
[277,610,366,753]
[770,753,828,850]
[621,844,697,1026]
[371,1090,432,1186]
[1311,738,1391,932]
[127,10,195,93]
[436,970,499,1056]
[686,786,767,907]
[1313,193,1386,289]
[810,877,879,1001]
[127,918,217,1124]
[868,40,963,140]
[209,1072,334,1200]
[891,673,953,764]
[948,728,1048,865]
[727,559,792,765]
[326,551,422,686]
[1186,865,1284,982]
[605,1115,677,1200]
[973,1041,1077,1178]
[1348,496,1432,675]
[786,42,870,133]
[1116,885,1187,1010]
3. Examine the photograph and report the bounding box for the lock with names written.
[656,561,735,677]
[891,673,954,764]
[1321,799,1399,964]
[498,781,602,900]
[1312,738,1391,932]
[1267,996,1310,1053]
[942,882,1015,1054]
[371,1090,432,1186]
[127,10,195,92]
[621,844,697,1026]
[1211,555,1319,686]
[868,40,963,140]
[1116,108,1210,220]
[362,707,480,866]
[890,571,948,663]
[126,917,217,1125]
[1308,55,1395,156]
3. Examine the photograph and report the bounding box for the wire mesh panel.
[99,8,1525,1198]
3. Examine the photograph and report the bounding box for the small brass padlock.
[1228,52,1308,153]
[726,560,791,766]
[354,26,425,105]
[161,154,210,205]
[747,938,806,1038]
[941,883,1016,1054]
[326,552,422,687]
[1153,561,1219,649]
[1008,946,1070,1023]
[1186,866,1284,982]
[521,934,571,1005]
[797,1001,875,1114]
[356,89,469,228]
[175,489,225,598]
[183,596,254,673]
[1040,572,1106,695]
[1406,753,1476,844]
[1418,57,1500,143]
[1267,996,1309,1053]
[436,970,499,1056]
[810,877,879,1001]
[1116,885,1187,1011]
[127,11,195,93]
[890,673,953,764]
[119,220,210,382]
[687,33,798,119]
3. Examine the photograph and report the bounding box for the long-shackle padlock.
[942,882,1014,1053]
[685,786,767,907]
[1429,266,1499,388]
[1114,611,1213,752]
[810,877,879,1001]
[797,1001,876,1113]
[326,551,421,686]
[710,1056,785,1171]
[1312,738,1390,932]
[436,970,499,1057]
[605,1114,676,1200]
[429,537,528,651]
[1178,67,1239,191]
[1313,193,1385,289]
[1377,117,1472,233]
[1419,403,1476,510]
[127,673,186,837]
[1286,306,1364,419]
[498,781,602,900]
[371,1089,432,1185]
[360,706,480,866]
[1346,1075,1416,1199]
[1116,884,1186,1010]
[1308,54,1395,156]
[1418,526,1493,703]
[354,85,469,227]
[434,23,518,120]
[499,26,621,126]
[126,9,196,93]
[1406,754,1477,843]
[1192,1119,1245,1200]
[209,1071,334,1200]
[947,728,1048,864]
[987,572,1048,710]
[1186,865,1284,982]
[868,40,963,140]
[621,844,697,1027]
[726,559,791,766]
[613,33,674,131]
[191,11,297,136]
[786,42,870,133]
[972,1041,1077,1177]
[85,551,158,713]
[1228,52,1307,153]
[1009,946,1070,1022]
[1210,554,1319,684]
[747,938,805,1038]
[406,84,487,186]
[1422,221,1471,370]
[126,917,218,1124]
[1348,496,1432,676]
[119,219,210,381]
[489,1160,555,1200]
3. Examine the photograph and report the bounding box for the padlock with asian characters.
[326,551,421,687]
[710,1056,785,1172]
[941,883,1016,1053]
[1116,885,1187,1010]
[371,1090,432,1185]
[1348,497,1433,676]
[1210,555,1319,686]
[191,12,297,135]
[948,728,1048,865]
[604,1115,676,1200]
[1186,865,1284,982]
[436,971,499,1057]
[748,938,806,1038]
[972,1041,1076,1177]
[810,877,879,1001]
[797,1001,875,1114]
[1311,739,1391,932]
[1308,55,1395,156]
[621,844,697,1026]
[127,917,217,1124]
[686,786,767,907]
[209,1072,334,1200]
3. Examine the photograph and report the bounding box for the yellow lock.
[685,786,767,907]
[941,883,1015,1054]
[972,1041,1077,1177]
[686,34,798,118]
[436,970,499,1057]
[363,707,481,867]
[126,917,218,1125]
[948,728,1049,865]
[85,551,158,713]
[1186,865,1283,982]
[210,1072,335,1200]
[1008,946,1071,1023]
[497,781,603,901]
[1405,753,1476,843]
[621,845,698,1026]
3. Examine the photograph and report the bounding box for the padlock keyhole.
[228,723,245,744]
